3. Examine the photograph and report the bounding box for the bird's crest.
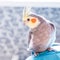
[23,7,31,21]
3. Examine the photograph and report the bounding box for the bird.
[23,8,56,55]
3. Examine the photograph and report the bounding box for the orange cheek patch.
[31,18,36,23]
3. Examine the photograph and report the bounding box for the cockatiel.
[23,8,56,55]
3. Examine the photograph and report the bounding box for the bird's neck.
[31,22,41,32]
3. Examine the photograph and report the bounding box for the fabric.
[26,50,60,60]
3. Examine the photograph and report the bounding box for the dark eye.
[27,18,30,21]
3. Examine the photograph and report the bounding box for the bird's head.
[23,8,41,29]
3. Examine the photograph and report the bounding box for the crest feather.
[23,7,31,21]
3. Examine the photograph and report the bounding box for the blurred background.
[0,2,60,60]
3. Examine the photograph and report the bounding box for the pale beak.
[23,21,26,25]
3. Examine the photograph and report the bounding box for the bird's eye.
[27,18,30,21]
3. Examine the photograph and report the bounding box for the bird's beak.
[23,21,26,25]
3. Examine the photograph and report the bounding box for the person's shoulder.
[26,55,34,60]
[25,50,60,60]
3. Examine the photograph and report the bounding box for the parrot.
[23,7,56,56]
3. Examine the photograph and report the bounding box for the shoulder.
[26,55,34,60]
[26,50,60,60]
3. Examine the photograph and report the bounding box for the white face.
[23,16,40,29]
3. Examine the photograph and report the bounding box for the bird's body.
[28,16,56,52]
[23,9,56,55]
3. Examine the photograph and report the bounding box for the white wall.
[0,2,60,8]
